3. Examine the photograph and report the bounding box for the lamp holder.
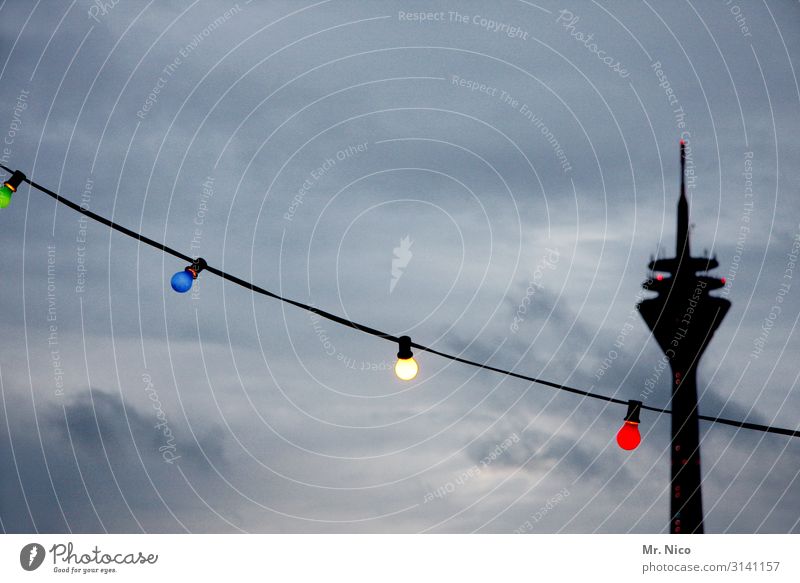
[4,170,26,191]
[397,335,413,360]
[624,400,642,424]
[186,257,207,279]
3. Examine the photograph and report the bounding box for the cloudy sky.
[1,0,799,533]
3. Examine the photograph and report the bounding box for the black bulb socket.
[397,335,413,360]
[624,400,642,424]
[186,257,207,279]
[3,170,26,191]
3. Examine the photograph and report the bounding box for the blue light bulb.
[171,269,194,293]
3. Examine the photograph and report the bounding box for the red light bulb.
[617,400,642,451]
[656,274,664,281]
[616,421,641,450]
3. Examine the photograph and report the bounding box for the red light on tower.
[617,400,642,451]
[656,274,664,281]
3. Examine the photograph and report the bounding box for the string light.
[394,336,419,381]
[2,163,799,442]
[0,170,25,208]
[171,257,207,293]
[617,400,642,451]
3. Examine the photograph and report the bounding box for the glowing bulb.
[0,170,25,209]
[617,399,642,451]
[394,335,418,381]
[616,421,641,450]
[395,357,418,381]
[171,269,194,293]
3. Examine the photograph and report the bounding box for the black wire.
[1,164,196,264]
[695,414,800,437]
[4,164,799,439]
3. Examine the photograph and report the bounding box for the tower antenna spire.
[677,140,690,259]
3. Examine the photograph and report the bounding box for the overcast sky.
[1,0,799,533]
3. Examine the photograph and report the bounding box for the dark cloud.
[0,388,230,533]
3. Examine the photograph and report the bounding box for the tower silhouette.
[637,141,730,534]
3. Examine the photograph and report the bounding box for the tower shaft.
[669,363,704,533]
[638,141,729,534]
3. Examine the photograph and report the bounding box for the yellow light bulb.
[394,357,418,381]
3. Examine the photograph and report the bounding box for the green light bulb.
[0,171,26,209]
[0,183,14,208]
